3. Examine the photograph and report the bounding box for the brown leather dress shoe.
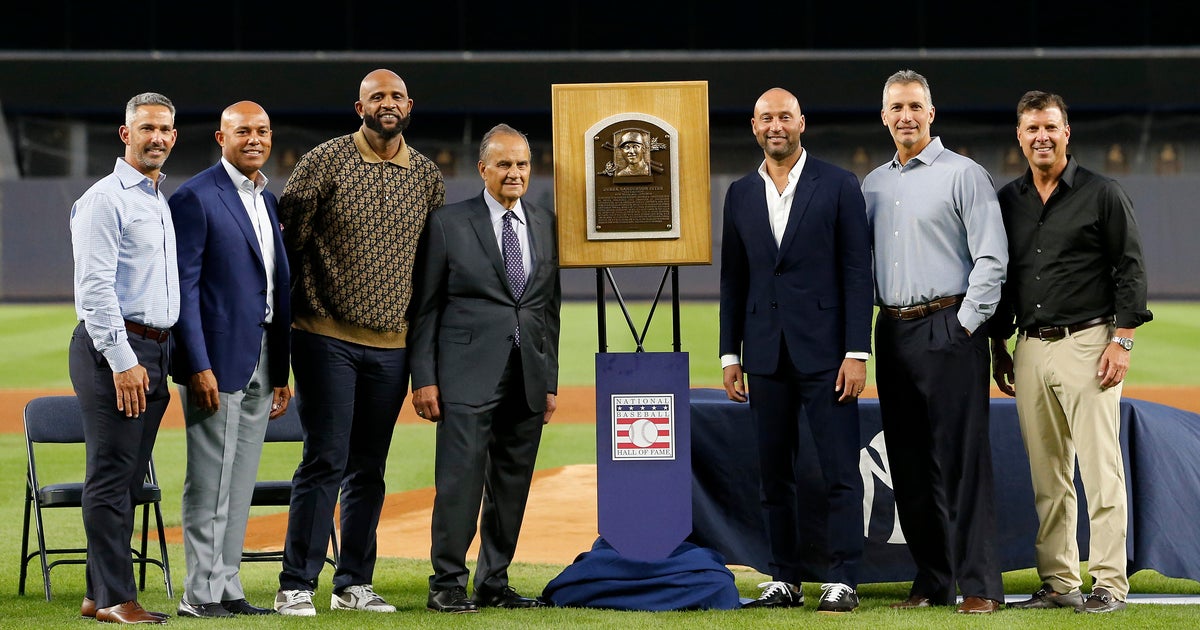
[86,598,169,621]
[956,596,1001,614]
[95,601,169,624]
[890,595,932,609]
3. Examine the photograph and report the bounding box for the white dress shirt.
[221,158,276,323]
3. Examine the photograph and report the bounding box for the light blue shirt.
[71,158,180,372]
[862,137,1008,333]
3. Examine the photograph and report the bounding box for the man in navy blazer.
[719,88,874,614]
[168,101,291,618]
[410,124,560,613]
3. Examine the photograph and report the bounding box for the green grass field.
[2,302,1198,627]
[4,300,1200,389]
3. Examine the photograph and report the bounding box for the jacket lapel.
[776,165,818,259]
[215,166,266,269]
[745,182,779,256]
[467,195,512,298]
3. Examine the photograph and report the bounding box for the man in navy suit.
[719,88,874,614]
[168,101,291,618]
[410,124,560,613]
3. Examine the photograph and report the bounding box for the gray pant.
[179,336,272,604]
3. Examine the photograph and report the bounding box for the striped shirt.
[71,158,180,372]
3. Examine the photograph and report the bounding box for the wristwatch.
[1111,336,1134,351]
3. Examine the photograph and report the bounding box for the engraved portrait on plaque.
[585,113,681,241]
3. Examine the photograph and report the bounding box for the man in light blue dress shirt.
[861,70,1008,615]
[69,92,179,625]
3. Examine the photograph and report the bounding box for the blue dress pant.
[69,322,170,609]
[279,329,408,592]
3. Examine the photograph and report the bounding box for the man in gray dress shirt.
[861,70,1008,615]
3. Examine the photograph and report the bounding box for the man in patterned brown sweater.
[273,68,445,617]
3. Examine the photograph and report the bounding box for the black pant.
[69,322,170,609]
[429,348,543,593]
[874,307,1003,603]
[748,339,864,587]
[279,329,409,592]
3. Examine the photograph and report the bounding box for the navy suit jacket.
[719,155,873,375]
[409,192,561,412]
[168,162,291,391]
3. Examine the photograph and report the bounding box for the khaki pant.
[1013,324,1128,599]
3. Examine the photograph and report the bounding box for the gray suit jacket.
[409,192,560,411]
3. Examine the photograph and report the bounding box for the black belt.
[881,295,963,321]
[1020,316,1112,341]
[125,319,170,343]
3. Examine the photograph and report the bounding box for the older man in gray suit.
[410,123,561,614]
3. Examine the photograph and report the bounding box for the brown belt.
[125,319,170,343]
[1021,316,1112,341]
[881,295,963,321]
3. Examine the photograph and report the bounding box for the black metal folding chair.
[19,395,173,600]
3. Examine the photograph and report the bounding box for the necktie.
[502,210,526,346]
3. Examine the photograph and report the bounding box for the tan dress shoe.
[956,596,1000,614]
[95,601,169,624]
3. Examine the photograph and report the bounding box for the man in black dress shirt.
[990,90,1152,615]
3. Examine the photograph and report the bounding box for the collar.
[220,157,268,192]
[1018,154,1079,193]
[757,147,808,185]
[353,130,411,167]
[114,157,166,190]
[889,136,945,169]
[483,189,526,225]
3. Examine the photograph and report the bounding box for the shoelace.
[820,583,853,602]
[756,581,796,600]
[347,585,385,604]
[285,591,313,604]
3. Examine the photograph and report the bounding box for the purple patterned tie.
[502,210,526,346]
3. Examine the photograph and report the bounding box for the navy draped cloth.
[542,537,741,610]
[686,388,1200,584]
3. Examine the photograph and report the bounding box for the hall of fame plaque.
[585,113,681,241]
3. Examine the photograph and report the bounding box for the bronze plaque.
[585,114,680,240]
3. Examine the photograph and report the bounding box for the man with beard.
[70,92,178,624]
[273,68,445,617]
[719,88,873,614]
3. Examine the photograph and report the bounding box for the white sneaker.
[274,589,316,617]
[331,584,396,612]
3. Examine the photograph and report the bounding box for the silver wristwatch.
[1111,336,1134,351]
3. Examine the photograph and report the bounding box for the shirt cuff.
[720,353,740,369]
[103,343,139,374]
[845,352,870,361]
[957,307,987,335]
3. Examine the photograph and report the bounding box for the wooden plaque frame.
[552,81,711,268]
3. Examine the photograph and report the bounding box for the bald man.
[719,88,873,614]
[168,101,292,617]
[273,69,446,617]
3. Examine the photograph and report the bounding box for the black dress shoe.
[428,586,479,613]
[221,598,275,615]
[474,585,545,608]
[178,599,234,618]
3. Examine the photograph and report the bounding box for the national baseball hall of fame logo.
[611,395,675,460]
